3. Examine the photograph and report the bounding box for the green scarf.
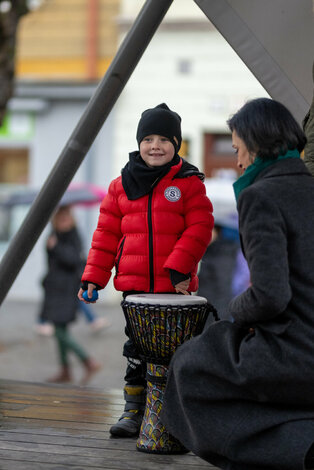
[233,149,300,202]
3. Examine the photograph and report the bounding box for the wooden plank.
[0,416,112,433]
[0,455,214,470]
[1,408,120,424]
[0,449,213,470]
[0,380,121,398]
[0,399,122,413]
[0,431,209,466]
[0,443,212,468]
[0,380,220,470]
[0,387,123,404]
[0,396,123,410]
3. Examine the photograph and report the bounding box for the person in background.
[78,103,214,438]
[36,291,108,336]
[161,98,314,470]
[40,205,101,384]
[197,214,249,320]
[36,236,109,336]
[79,300,109,333]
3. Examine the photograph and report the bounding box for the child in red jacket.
[78,103,214,437]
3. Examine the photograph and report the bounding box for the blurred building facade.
[0,0,267,301]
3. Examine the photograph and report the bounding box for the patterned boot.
[109,385,146,437]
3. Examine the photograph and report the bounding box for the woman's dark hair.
[227,98,306,159]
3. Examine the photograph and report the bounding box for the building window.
[179,139,189,159]
[203,133,238,178]
[0,148,29,183]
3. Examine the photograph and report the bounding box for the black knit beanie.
[136,103,182,153]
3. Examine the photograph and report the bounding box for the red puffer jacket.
[82,160,213,293]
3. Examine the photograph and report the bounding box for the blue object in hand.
[83,290,99,302]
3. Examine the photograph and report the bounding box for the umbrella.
[1,183,107,208]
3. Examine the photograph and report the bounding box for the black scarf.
[121,151,181,200]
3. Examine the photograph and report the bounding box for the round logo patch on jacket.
[164,186,181,202]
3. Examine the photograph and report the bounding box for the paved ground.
[0,298,126,392]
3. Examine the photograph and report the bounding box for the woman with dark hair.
[227,97,306,159]
[161,98,314,470]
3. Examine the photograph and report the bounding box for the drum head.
[124,293,207,305]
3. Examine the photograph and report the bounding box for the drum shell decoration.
[122,299,211,365]
[122,294,216,454]
[139,362,186,453]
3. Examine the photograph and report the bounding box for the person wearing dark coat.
[161,98,314,470]
[197,218,249,320]
[40,205,101,384]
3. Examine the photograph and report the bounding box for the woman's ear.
[249,153,256,164]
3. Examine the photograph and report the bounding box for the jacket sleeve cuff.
[169,269,190,287]
[80,281,101,291]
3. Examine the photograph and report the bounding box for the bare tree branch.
[0,0,30,125]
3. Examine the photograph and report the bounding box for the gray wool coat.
[161,158,314,470]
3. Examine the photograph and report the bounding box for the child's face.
[140,134,175,168]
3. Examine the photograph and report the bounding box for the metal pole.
[0,0,174,307]
[193,0,311,121]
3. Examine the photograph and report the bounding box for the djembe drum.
[122,293,217,454]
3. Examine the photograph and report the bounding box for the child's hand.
[174,278,190,295]
[78,283,97,303]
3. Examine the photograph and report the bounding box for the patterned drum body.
[122,294,214,454]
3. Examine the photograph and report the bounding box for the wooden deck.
[0,379,220,469]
